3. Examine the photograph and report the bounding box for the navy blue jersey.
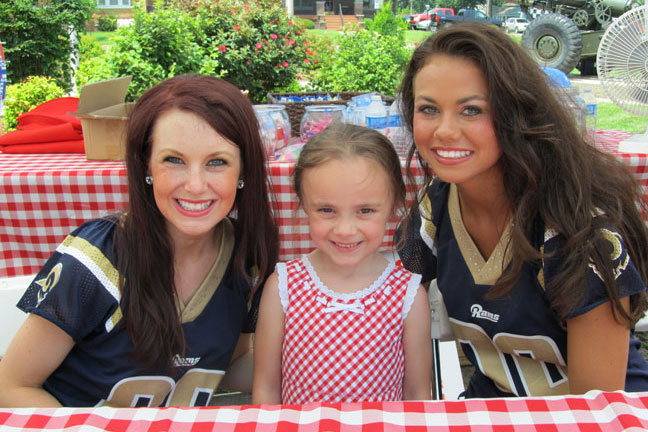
[399,180,648,397]
[18,216,252,407]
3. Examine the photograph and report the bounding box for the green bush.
[365,1,407,41]
[97,13,118,32]
[295,17,315,30]
[307,26,410,95]
[79,34,106,62]
[79,0,311,103]
[3,76,65,131]
[0,0,95,90]
[89,3,206,100]
[179,0,311,102]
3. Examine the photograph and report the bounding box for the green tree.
[0,0,95,89]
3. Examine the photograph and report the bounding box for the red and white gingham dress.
[278,256,421,404]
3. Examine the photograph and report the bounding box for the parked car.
[505,17,529,33]
[436,8,503,28]
[427,8,455,29]
[410,7,454,30]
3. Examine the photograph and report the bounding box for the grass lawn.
[598,102,646,134]
[90,31,115,46]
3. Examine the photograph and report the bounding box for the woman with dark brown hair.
[397,23,648,397]
[0,75,278,407]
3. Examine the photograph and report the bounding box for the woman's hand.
[0,314,74,407]
[567,298,631,394]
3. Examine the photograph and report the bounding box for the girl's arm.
[0,314,74,407]
[221,333,253,392]
[567,298,631,394]
[402,284,433,400]
[252,272,285,404]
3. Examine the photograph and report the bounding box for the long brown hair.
[399,23,648,325]
[119,75,278,371]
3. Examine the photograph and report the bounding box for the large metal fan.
[597,4,648,151]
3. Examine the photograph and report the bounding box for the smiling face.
[413,54,502,191]
[149,109,241,244]
[301,156,394,271]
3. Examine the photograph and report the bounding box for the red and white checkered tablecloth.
[0,391,646,431]
[1,129,644,278]
[0,153,423,277]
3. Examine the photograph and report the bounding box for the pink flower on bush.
[303,41,309,46]
[303,59,310,64]
[288,40,295,45]
[247,60,252,65]
[218,45,227,52]
[314,60,318,64]
[256,42,262,49]
[230,8,236,14]
[305,49,313,55]
[234,25,240,30]
[297,31,301,35]
[289,21,294,25]
[270,34,278,39]
[283,61,289,67]
[276,63,282,68]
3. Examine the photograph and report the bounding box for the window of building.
[97,0,131,7]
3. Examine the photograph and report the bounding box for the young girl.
[253,123,432,404]
[397,23,648,398]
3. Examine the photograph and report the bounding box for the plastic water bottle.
[364,95,388,136]
[386,100,409,157]
[580,86,597,144]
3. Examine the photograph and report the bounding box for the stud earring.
[145,176,153,185]
[237,180,245,189]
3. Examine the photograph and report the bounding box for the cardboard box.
[74,76,134,160]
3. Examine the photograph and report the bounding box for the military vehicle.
[518,0,640,75]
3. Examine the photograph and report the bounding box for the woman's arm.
[220,333,253,392]
[567,298,631,394]
[402,284,433,400]
[252,272,284,404]
[0,314,74,407]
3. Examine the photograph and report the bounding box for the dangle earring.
[145,175,153,185]
[237,179,245,190]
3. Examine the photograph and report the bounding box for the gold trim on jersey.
[448,184,512,285]
[177,218,235,323]
[419,184,438,251]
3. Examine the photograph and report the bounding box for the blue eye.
[419,105,439,115]
[463,106,483,116]
[165,156,183,164]
[208,159,226,167]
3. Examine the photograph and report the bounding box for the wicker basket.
[266,91,395,136]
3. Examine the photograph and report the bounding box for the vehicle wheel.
[521,13,583,75]
[577,58,597,76]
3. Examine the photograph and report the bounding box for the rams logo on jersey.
[588,228,630,281]
[35,262,63,305]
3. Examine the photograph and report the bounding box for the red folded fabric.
[0,140,85,154]
[16,97,81,129]
[0,122,82,145]
[0,97,85,154]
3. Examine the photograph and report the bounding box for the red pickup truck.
[409,7,454,30]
